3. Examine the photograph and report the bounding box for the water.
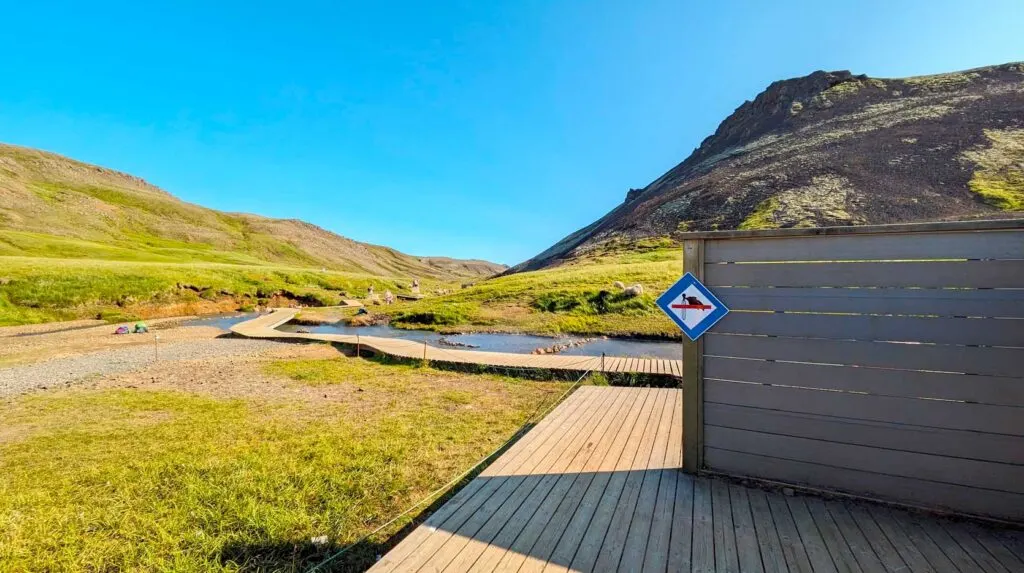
[179,313,259,331]
[560,337,681,359]
[275,321,680,358]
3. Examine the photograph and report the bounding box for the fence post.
[682,238,705,474]
[356,333,361,358]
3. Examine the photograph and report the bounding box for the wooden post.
[682,238,705,474]
[423,334,428,364]
[356,333,361,358]
[601,352,605,372]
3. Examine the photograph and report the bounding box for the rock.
[625,188,644,203]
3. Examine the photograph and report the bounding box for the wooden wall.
[687,222,1024,522]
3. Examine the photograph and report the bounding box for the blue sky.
[1,1,1021,265]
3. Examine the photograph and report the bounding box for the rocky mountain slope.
[0,144,505,279]
[516,63,1024,271]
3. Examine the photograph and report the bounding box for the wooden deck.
[369,387,1023,572]
[231,309,682,376]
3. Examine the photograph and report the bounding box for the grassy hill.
[0,143,504,278]
[0,144,504,326]
[368,238,681,338]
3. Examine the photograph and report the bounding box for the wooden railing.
[679,219,1024,522]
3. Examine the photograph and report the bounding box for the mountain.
[0,144,505,279]
[515,63,1024,272]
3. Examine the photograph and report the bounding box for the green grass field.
[379,241,683,338]
[0,257,450,327]
[0,357,570,572]
[1,237,683,338]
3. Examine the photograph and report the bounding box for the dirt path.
[0,317,312,398]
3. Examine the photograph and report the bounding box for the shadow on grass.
[218,417,537,573]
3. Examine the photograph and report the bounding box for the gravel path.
[0,338,286,397]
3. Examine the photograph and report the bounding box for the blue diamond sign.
[656,272,730,341]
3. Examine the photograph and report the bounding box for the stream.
[182,313,681,359]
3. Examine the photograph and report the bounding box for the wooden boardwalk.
[231,309,682,376]
[370,387,1023,572]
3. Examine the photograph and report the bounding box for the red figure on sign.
[671,295,712,310]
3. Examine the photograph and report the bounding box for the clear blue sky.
[1,1,1021,265]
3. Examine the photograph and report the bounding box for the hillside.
[516,62,1024,271]
[0,143,505,279]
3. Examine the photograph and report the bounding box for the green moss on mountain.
[963,128,1024,211]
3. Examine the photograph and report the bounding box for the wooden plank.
[704,425,1024,494]
[864,506,935,572]
[688,218,1024,241]
[704,448,1024,522]
[370,387,596,571]
[705,228,1024,263]
[804,497,864,573]
[939,520,1011,573]
[569,387,663,572]
[539,388,655,573]
[431,387,619,571]
[682,340,703,472]
[912,516,984,572]
[705,379,1024,436]
[787,496,838,573]
[386,388,605,571]
[474,388,634,572]
[715,286,1024,318]
[691,476,715,573]
[729,484,766,573]
[767,491,815,573]
[683,237,705,475]
[880,507,959,573]
[501,388,638,572]
[995,529,1024,563]
[712,479,740,573]
[846,504,909,573]
[705,332,1024,378]
[705,260,1024,288]
[642,388,683,572]
[593,390,671,571]
[712,311,1024,347]
[706,355,1024,406]
[824,501,886,572]
[880,507,958,573]
[705,403,1024,466]
[619,391,675,568]
[964,522,1024,572]
[667,472,696,572]
[748,488,789,573]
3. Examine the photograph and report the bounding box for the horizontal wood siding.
[712,311,1024,346]
[704,449,1024,520]
[705,259,1024,288]
[698,226,1024,522]
[716,286,1024,318]
[704,355,1022,406]
[704,333,1022,377]
[705,229,1024,263]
